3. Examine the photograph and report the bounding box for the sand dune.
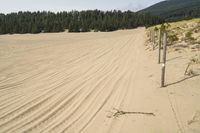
[0,28,199,133]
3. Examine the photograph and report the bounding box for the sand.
[0,28,199,133]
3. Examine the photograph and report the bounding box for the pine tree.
[0,10,164,34]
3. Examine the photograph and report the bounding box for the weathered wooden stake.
[153,30,156,50]
[158,29,162,64]
[161,32,167,87]
[150,30,152,42]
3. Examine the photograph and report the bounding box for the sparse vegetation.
[147,19,200,52]
[160,23,171,32]
[154,27,159,32]
[185,31,196,42]
[168,33,179,45]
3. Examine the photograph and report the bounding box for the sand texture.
[0,28,199,133]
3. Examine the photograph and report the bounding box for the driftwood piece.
[107,108,155,118]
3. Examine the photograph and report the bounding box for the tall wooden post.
[158,29,162,64]
[150,30,152,42]
[153,31,156,50]
[161,32,167,87]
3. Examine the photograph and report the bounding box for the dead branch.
[184,63,191,75]
[109,108,155,118]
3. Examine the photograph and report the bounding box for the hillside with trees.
[0,10,163,34]
[139,0,200,22]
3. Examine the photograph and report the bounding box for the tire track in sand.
[0,28,146,133]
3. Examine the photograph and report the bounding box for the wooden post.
[150,30,153,42]
[161,32,167,87]
[158,29,161,64]
[153,31,155,50]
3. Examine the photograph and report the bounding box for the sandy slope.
[0,28,199,133]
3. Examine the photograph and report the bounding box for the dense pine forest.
[0,10,163,34]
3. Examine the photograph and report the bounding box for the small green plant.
[186,31,192,38]
[185,31,196,41]
[160,23,171,32]
[154,27,159,31]
[168,34,179,45]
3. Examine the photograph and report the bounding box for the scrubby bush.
[154,27,159,31]
[184,31,197,44]
[168,34,179,45]
[185,31,196,41]
[160,23,171,32]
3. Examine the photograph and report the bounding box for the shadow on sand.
[165,74,200,87]
[166,56,182,62]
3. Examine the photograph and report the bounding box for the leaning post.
[161,32,167,87]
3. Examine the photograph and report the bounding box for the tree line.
[0,10,163,34]
[139,0,200,22]
[163,7,200,22]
